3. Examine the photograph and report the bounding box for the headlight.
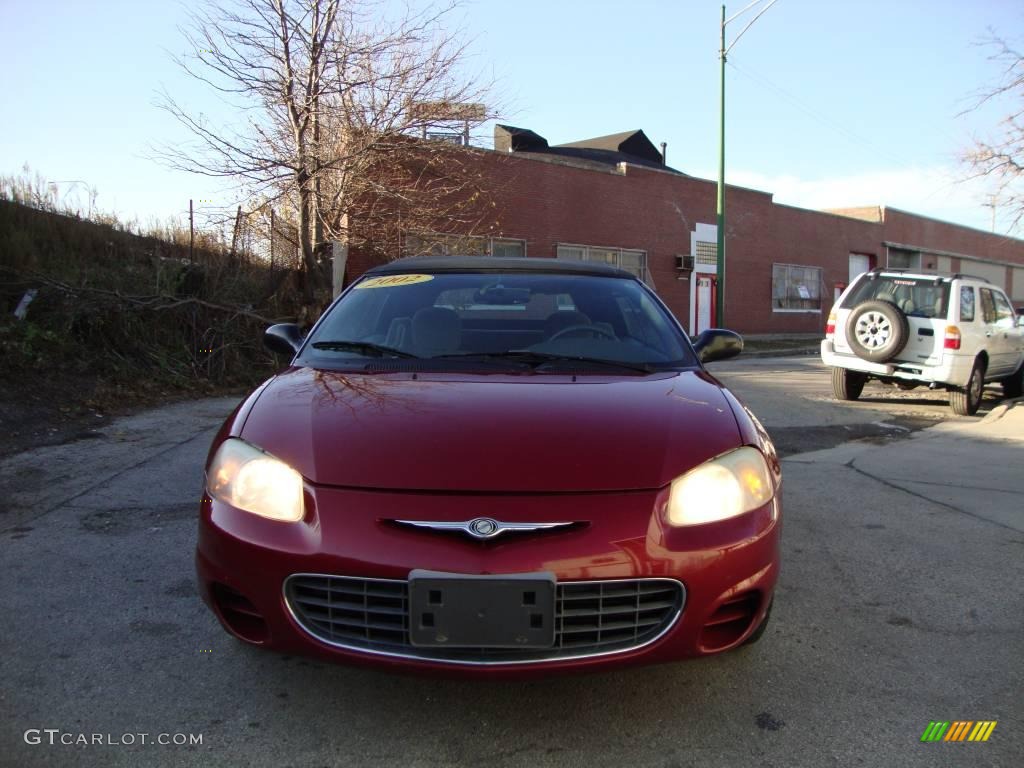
[666,446,775,526]
[207,438,305,522]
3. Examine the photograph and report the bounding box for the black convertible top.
[364,256,634,279]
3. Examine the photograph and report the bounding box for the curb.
[980,397,1024,425]
[741,347,820,358]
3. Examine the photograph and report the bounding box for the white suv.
[821,270,1024,415]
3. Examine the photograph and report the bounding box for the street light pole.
[716,4,727,327]
[716,0,779,328]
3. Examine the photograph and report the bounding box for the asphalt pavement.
[1,358,1021,768]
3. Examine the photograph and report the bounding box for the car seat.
[383,317,412,350]
[876,288,897,305]
[411,307,461,356]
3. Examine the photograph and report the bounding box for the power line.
[724,61,1024,237]
[728,60,922,170]
[726,59,973,204]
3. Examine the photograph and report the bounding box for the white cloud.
[693,166,1011,234]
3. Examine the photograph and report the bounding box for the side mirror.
[693,328,743,363]
[264,323,304,356]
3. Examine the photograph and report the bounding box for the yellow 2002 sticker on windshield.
[355,274,434,289]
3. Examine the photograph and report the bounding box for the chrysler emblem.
[391,517,576,541]
[469,518,498,537]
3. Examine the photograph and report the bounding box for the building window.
[772,264,822,312]
[887,248,920,270]
[404,232,526,258]
[556,243,650,284]
[491,238,526,258]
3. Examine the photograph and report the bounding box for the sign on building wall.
[689,223,719,335]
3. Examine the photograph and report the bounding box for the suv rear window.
[841,275,950,319]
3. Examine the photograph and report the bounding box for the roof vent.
[494,125,549,153]
[555,130,664,165]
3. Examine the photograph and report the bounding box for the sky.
[1,0,1021,235]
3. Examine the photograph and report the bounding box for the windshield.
[841,275,950,319]
[298,271,694,370]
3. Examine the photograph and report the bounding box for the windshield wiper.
[310,340,420,359]
[435,350,656,374]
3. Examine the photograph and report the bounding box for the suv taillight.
[825,312,836,338]
[943,325,961,350]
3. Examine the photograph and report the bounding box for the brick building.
[346,125,1024,335]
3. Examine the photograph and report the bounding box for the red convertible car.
[196,257,781,675]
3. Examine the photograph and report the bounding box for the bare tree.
[961,32,1024,232]
[156,0,496,311]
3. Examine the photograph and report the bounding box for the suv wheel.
[845,300,909,363]
[832,367,866,400]
[1003,364,1023,399]
[950,359,986,416]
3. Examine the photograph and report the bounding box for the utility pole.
[189,198,194,262]
[716,0,779,327]
[983,194,998,232]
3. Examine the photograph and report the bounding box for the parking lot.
[1,356,1021,768]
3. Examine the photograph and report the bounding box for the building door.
[695,275,716,333]
[834,282,846,306]
[849,253,872,283]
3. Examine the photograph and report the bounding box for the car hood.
[239,367,742,492]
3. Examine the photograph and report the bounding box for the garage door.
[962,260,1007,290]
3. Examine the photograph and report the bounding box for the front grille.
[284,574,684,664]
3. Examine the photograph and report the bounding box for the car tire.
[832,367,866,400]
[1003,364,1024,399]
[742,600,772,646]
[845,300,909,363]
[950,359,986,416]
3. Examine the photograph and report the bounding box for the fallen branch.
[23,270,292,325]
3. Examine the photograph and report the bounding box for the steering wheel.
[548,324,616,342]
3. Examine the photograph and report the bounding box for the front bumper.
[196,484,781,676]
[821,340,974,388]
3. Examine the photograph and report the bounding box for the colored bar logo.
[921,721,997,742]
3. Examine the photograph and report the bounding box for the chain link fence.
[229,205,302,271]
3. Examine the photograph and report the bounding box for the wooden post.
[189,199,194,262]
[332,240,348,298]
[269,208,276,270]
[229,206,242,260]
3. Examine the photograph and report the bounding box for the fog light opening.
[699,591,761,652]
[212,583,269,643]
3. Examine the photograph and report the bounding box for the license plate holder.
[408,570,556,649]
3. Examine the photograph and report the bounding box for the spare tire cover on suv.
[845,300,909,363]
